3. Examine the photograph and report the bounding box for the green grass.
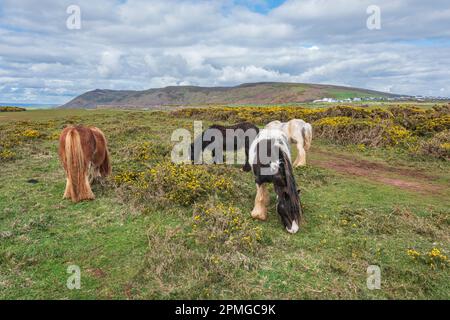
[0,108,449,299]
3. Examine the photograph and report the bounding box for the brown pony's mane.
[58,125,111,202]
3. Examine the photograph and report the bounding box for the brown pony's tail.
[65,128,93,202]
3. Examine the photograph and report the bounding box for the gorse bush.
[113,170,143,184]
[419,130,450,160]
[172,105,397,124]
[115,163,235,206]
[22,129,40,139]
[172,106,322,124]
[389,105,450,135]
[192,200,263,253]
[313,117,411,147]
[389,106,427,131]
[415,115,450,136]
[131,141,172,162]
[146,163,234,205]
[319,105,392,119]
[172,104,450,159]
[0,106,26,112]
[0,123,47,161]
[407,247,449,270]
[0,118,64,162]
[0,149,15,161]
[383,125,412,146]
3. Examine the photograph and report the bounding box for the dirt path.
[310,149,444,194]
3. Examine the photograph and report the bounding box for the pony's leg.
[76,166,95,201]
[63,177,72,199]
[88,163,95,184]
[251,183,269,221]
[211,149,217,164]
[94,167,101,179]
[242,138,251,172]
[89,169,101,184]
[293,143,306,167]
[82,173,95,200]
[89,163,101,184]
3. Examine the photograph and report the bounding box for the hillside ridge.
[60,82,401,108]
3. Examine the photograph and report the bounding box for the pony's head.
[275,185,301,234]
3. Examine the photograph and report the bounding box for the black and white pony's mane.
[249,129,302,234]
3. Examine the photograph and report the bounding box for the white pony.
[265,119,312,167]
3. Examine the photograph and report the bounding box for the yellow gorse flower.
[22,129,40,138]
[407,249,420,258]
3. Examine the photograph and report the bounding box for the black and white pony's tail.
[278,149,302,233]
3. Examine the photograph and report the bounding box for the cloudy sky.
[1,0,450,104]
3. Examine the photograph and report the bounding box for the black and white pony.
[190,122,259,172]
[249,129,302,233]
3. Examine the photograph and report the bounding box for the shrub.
[171,105,393,125]
[115,163,234,206]
[0,106,26,112]
[131,141,171,162]
[320,105,392,120]
[171,106,322,124]
[388,106,428,130]
[313,116,355,127]
[0,149,16,161]
[114,170,143,185]
[431,104,450,117]
[383,125,412,146]
[22,129,40,139]
[47,131,61,140]
[0,127,22,157]
[313,117,412,147]
[415,115,450,136]
[191,200,263,253]
[407,247,449,270]
[171,104,448,153]
[419,130,450,160]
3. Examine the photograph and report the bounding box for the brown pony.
[58,125,111,202]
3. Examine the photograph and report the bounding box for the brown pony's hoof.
[242,164,252,172]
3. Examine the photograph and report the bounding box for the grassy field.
[0,106,449,299]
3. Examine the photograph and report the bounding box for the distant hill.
[59,82,400,109]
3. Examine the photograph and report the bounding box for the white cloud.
[97,50,122,77]
[0,0,450,103]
